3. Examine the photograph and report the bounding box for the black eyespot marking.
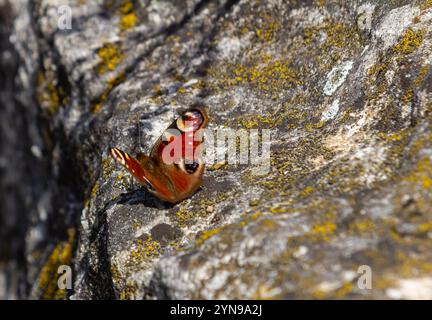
[185,162,199,174]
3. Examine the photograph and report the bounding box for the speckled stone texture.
[0,0,431,299]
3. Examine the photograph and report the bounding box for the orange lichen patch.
[393,28,425,55]
[36,228,75,300]
[97,43,124,75]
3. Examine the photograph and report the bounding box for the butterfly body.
[110,107,208,203]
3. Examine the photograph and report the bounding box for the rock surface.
[0,0,432,299]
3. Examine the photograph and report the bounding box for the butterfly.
[110,107,208,204]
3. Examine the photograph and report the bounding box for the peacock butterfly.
[110,107,208,203]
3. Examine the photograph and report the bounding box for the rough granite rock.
[0,0,431,299]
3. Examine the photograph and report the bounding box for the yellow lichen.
[37,228,75,300]
[36,70,68,115]
[119,281,138,300]
[97,43,124,75]
[102,158,113,178]
[420,0,432,10]
[196,227,222,245]
[208,162,228,171]
[84,182,100,208]
[300,186,315,197]
[413,65,430,87]
[254,13,280,42]
[418,222,432,233]
[119,1,137,31]
[174,205,196,228]
[404,156,432,190]
[396,251,432,277]
[378,131,405,142]
[252,284,283,299]
[208,54,302,95]
[177,86,187,94]
[238,112,284,129]
[130,236,161,260]
[92,71,126,113]
[350,219,376,233]
[309,221,337,241]
[305,120,326,132]
[304,21,360,50]
[393,28,424,54]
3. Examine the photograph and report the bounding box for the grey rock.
[0,0,432,299]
